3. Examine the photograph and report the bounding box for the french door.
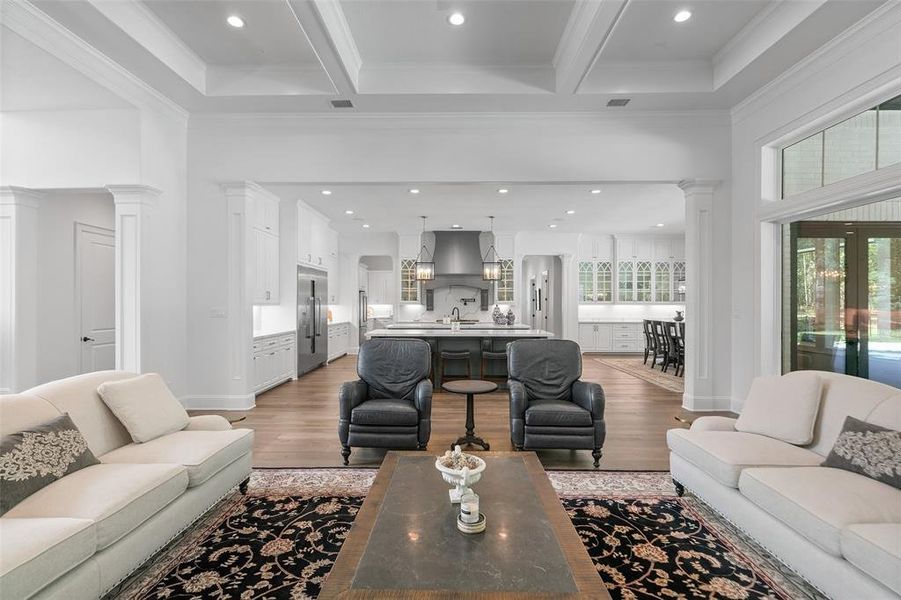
[789,222,901,388]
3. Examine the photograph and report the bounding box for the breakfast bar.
[365,326,553,386]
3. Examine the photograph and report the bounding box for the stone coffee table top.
[441,380,499,395]
[319,451,610,599]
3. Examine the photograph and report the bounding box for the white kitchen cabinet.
[367,270,394,305]
[252,193,279,235]
[328,322,351,361]
[578,235,613,261]
[327,230,340,303]
[252,332,296,394]
[297,201,333,269]
[578,322,642,353]
[252,229,279,304]
[577,323,612,352]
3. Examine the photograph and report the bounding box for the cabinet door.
[297,203,312,265]
[595,324,613,351]
[653,238,672,261]
[578,235,596,260]
[635,238,654,260]
[251,230,267,304]
[309,214,327,266]
[578,323,597,351]
[327,254,339,303]
[671,238,686,260]
[265,231,279,303]
[616,237,636,259]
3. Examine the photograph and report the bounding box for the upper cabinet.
[577,235,613,261]
[297,200,333,269]
[398,234,421,304]
[493,233,516,303]
[326,229,339,303]
[368,270,395,305]
[250,187,281,305]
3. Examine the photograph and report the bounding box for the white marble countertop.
[253,328,295,339]
[577,319,644,324]
[387,322,531,330]
[328,321,351,327]
[367,328,552,338]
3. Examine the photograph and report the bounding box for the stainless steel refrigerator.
[358,289,369,345]
[297,265,328,376]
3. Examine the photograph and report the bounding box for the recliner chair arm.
[413,379,432,418]
[338,380,369,420]
[508,379,529,420]
[572,380,605,420]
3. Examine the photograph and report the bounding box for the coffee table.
[442,379,497,450]
[319,451,610,599]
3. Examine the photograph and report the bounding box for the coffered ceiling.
[11,0,888,112]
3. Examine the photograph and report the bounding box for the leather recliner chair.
[338,338,432,465]
[507,339,606,467]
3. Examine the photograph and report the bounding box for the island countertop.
[366,328,552,338]
[386,322,532,331]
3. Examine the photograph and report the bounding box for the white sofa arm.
[690,416,738,432]
[184,415,233,431]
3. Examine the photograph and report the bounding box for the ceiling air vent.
[330,99,354,109]
[607,98,630,107]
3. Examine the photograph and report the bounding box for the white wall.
[35,191,115,384]
[730,4,901,410]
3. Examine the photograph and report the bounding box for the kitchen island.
[366,327,553,386]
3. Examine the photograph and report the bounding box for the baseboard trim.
[682,394,732,412]
[181,394,256,411]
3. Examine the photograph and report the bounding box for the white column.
[222,182,256,400]
[0,187,42,393]
[559,252,576,340]
[679,180,719,411]
[106,185,159,373]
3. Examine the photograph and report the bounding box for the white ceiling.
[263,182,686,235]
[11,0,886,112]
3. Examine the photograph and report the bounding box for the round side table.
[442,379,497,451]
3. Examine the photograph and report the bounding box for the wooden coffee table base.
[319,451,610,599]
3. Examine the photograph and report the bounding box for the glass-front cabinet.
[400,258,419,303]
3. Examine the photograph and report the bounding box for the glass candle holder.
[460,492,479,524]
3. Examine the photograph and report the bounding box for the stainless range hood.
[421,231,491,290]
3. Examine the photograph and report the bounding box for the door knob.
[81,336,95,342]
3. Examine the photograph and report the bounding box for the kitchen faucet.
[451,307,460,321]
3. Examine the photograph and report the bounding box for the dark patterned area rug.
[111,470,823,600]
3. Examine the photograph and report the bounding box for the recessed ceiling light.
[409,188,420,194]
[226,15,244,28]
[656,223,665,227]
[362,224,370,228]
[448,12,465,26]
[345,210,354,215]
[590,189,601,194]
[566,210,575,215]
[674,10,691,22]
[452,224,462,229]
[549,224,558,229]
[497,188,509,194]
[321,190,332,195]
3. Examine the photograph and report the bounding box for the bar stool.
[440,350,471,382]
[480,350,507,384]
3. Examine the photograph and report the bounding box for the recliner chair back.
[507,339,582,401]
[358,338,431,400]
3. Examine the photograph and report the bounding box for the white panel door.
[76,225,116,373]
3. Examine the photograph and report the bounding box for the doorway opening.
[786,200,901,387]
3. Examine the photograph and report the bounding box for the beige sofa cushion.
[666,429,822,488]
[0,517,96,600]
[735,371,822,445]
[4,463,187,549]
[97,373,190,443]
[184,415,233,431]
[0,395,62,437]
[101,429,253,487]
[841,524,901,596]
[739,466,901,556]
[26,371,136,455]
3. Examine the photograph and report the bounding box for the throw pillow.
[735,371,823,445]
[97,373,189,443]
[0,414,99,515]
[822,416,901,489]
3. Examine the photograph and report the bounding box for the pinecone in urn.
[492,305,507,325]
[506,308,515,325]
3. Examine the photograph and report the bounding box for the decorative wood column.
[106,185,159,373]
[679,180,720,411]
[0,187,42,393]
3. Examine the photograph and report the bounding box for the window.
[673,261,686,302]
[578,261,595,302]
[496,259,515,302]
[636,260,652,302]
[400,259,419,302]
[596,261,613,302]
[655,261,671,302]
[782,93,901,198]
[618,261,634,302]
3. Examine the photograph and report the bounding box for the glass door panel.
[865,236,901,387]
[793,233,851,374]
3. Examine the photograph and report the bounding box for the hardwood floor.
[197,354,727,471]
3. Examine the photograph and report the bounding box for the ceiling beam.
[85,0,207,94]
[286,0,360,96]
[712,0,827,90]
[552,0,630,95]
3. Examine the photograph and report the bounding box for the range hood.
[421,231,491,291]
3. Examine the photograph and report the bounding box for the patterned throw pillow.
[822,416,901,489]
[0,414,100,515]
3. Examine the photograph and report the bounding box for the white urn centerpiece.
[435,445,486,503]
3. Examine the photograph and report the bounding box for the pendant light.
[414,216,435,281]
[482,216,501,281]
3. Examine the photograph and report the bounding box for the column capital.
[678,180,720,195]
[0,186,43,208]
[106,185,161,207]
[221,181,270,197]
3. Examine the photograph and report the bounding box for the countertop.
[253,328,295,339]
[577,319,644,324]
[366,328,552,338]
[328,321,351,327]
[387,322,531,330]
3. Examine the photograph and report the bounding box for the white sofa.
[0,371,254,599]
[668,371,901,599]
